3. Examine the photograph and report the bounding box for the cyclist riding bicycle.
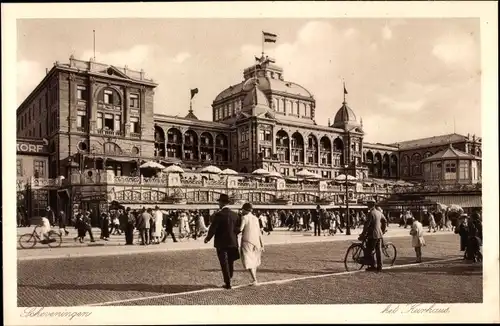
[39,215,52,242]
[358,200,387,272]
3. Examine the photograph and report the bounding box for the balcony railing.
[130,132,141,138]
[97,129,124,137]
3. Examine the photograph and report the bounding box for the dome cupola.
[331,83,361,130]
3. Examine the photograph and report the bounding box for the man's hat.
[155,205,160,209]
[366,199,376,204]
[218,194,230,203]
[242,202,253,211]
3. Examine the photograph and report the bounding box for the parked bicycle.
[18,226,62,249]
[344,236,397,271]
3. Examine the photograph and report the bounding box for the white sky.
[17,18,481,144]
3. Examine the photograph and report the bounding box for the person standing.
[58,210,69,236]
[311,205,322,236]
[359,200,387,272]
[100,212,110,241]
[410,216,425,263]
[428,211,437,233]
[161,212,178,243]
[124,207,135,245]
[239,203,264,286]
[204,194,241,290]
[136,208,148,245]
[83,210,96,242]
[45,206,56,227]
[153,206,163,244]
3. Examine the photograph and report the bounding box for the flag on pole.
[190,88,199,99]
[344,85,348,95]
[263,31,277,43]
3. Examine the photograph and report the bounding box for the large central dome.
[214,58,314,103]
[211,56,317,124]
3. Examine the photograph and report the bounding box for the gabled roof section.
[421,144,481,163]
[392,133,468,150]
[98,65,130,79]
[184,110,199,120]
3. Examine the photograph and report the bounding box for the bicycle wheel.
[19,233,37,249]
[382,242,397,266]
[344,244,365,272]
[47,231,62,248]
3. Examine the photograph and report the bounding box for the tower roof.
[421,144,481,163]
[331,101,360,129]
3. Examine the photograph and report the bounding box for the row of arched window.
[364,151,399,178]
[154,126,229,162]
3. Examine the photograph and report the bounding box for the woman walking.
[239,203,264,286]
[100,212,110,241]
[410,216,425,263]
[455,215,469,259]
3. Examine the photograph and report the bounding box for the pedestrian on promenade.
[148,209,155,244]
[124,207,135,245]
[239,203,264,286]
[136,208,147,245]
[74,211,85,243]
[311,205,322,236]
[359,200,387,272]
[99,212,110,241]
[45,206,56,227]
[427,211,437,233]
[83,210,96,243]
[153,206,163,244]
[466,212,482,263]
[58,210,69,236]
[204,194,241,290]
[161,212,178,243]
[410,216,425,263]
[455,214,469,259]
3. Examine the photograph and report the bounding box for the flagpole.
[93,30,96,61]
[189,90,193,114]
[343,79,346,103]
[261,31,264,57]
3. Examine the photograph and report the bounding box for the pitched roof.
[421,144,481,162]
[392,133,468,150]
[153,113,229,129]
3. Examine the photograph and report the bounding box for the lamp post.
[344,163,351,235]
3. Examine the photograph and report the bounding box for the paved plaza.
[17,231,482,306]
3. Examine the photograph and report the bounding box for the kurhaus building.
[17,55,482,184]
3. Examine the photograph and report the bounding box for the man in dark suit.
[204,194,241,289]
[161,211,178,243]
[310,205,322,236]
[359,200,387,272]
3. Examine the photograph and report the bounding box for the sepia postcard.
[2,1,499,325]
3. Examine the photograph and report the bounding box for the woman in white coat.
[239,203,264,285]
[410,216,425,263]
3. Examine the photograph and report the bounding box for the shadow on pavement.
[387,261,482,276]
[19,283,214,294]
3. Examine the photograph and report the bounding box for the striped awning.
[425,195,482,208]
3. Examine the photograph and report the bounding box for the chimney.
[45,68,48,75]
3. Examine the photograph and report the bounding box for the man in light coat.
[359,200,387,272]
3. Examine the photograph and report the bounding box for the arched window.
[98,88,121,106]
[411,153,422,176]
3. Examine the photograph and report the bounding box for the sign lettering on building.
[17,142,48,154]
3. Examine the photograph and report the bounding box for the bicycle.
[343,236,397,272]
[18,226,62,249]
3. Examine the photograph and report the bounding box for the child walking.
[410,217,425,263]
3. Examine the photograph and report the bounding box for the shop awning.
[424,195,482,208]
[93,155,139,163]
